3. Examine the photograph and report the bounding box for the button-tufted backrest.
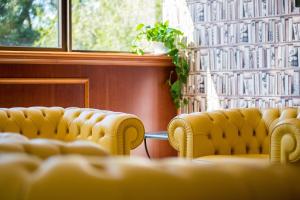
[187,107,299,158]
[0,107,120,142]
[56,108,120,142]
[0,107,64,139]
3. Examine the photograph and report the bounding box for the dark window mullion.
[61,0,68,51]
[67,0,72,51]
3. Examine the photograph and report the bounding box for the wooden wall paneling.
[0,78,89,107]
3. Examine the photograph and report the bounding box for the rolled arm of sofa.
[270,118,300,164]
[63,108,145,156]
[89,113,145,155]
[167,117,192,158]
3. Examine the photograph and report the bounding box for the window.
[0,0,60,48]
[72,0,162,52]
[0,0,162,52]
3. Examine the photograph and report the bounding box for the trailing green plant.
[131,21,189,108]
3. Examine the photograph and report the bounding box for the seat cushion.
[194,154,269,165]
[0,133,109,158]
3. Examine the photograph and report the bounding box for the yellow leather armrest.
[168,113,208,158]
[89,113,145,155]
[271,118,300,164]
[61,108,145,155]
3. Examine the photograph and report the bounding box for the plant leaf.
[136,48,144,55]
[136,23,145,31]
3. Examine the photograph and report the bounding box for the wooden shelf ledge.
[0,51,173,67]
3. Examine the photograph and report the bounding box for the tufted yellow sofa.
[1,153,300,200]
[0,107,145,155]
[168,107,300,164]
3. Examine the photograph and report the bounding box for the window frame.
[0,0,69,52]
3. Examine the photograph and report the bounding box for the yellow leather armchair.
[168,107,300,164]
[0,107,145,155]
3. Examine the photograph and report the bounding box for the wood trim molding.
[0,78,89,107]
[0,51,173,67]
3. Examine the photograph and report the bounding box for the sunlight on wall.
[163,0,221,111]
[163,0,194,44]
[206,67,221,111]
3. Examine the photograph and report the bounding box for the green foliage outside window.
[0,0,58,47]
[72,0,162,51]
